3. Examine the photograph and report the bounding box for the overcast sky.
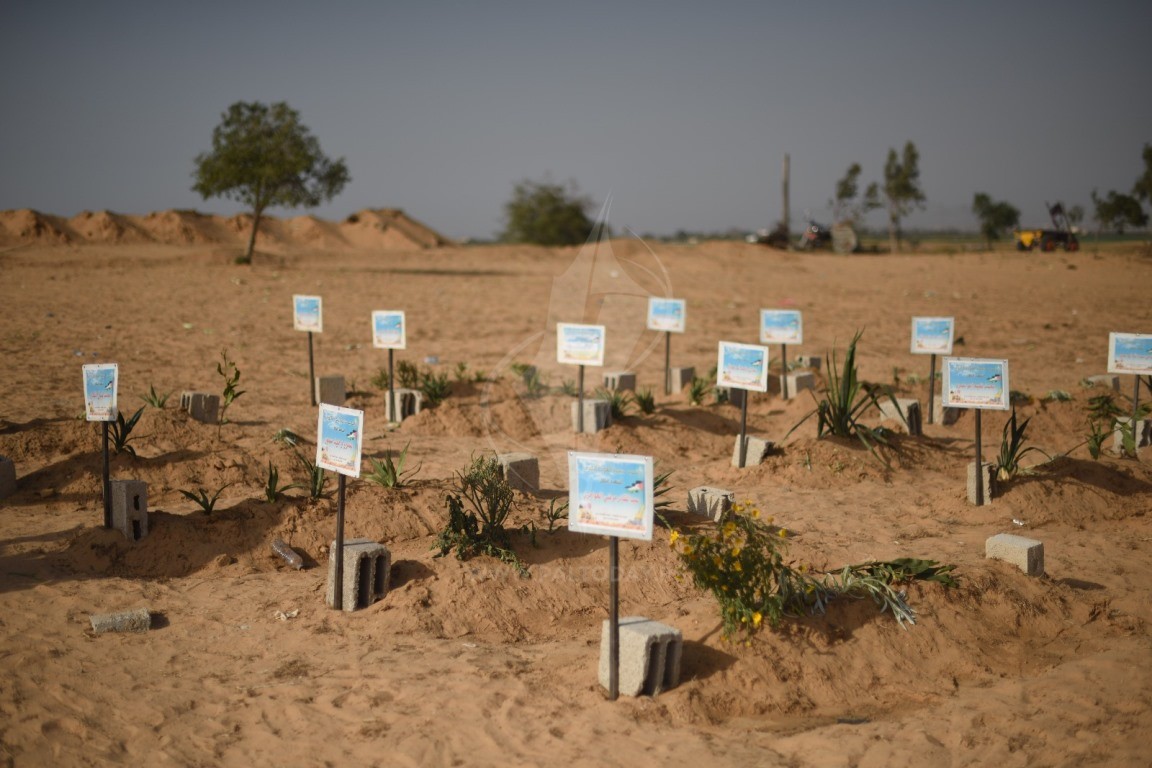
[2,0,1150,240]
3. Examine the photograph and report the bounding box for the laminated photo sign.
[316,404,364,478]
[1108,332,1152,375]
[716,341,769,392]
[568,452,654,541]
[942,358,1010,410]
[293,295,323,333]
[372,310,407,350]
[557,323,607,366]
[759,309,803,345]
[911,317,955,355]
[83,363,118,422]
[647,298,686,333]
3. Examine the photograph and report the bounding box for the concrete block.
[109,479,148,541]
[315,375,346,406]
[326,538,392,612]
[384,388,425,422]
[89,607,151,634]
[719,387,747,408]
[599,616,683,697]
[732,435,774,467]
[1112,417,1152,452]
[985,533,1045,577]
[967,461,997,506]
[571,399,612,433]
[931,398,962,426]
[497,452,539,493]
[1085,374,1120,392]
[187,392,219,424]
[879,398,923,436]
[768,372,815,399]
[180,391,194,410]
[687,486,735,522]
[669,366,695,392]
[795,355,822,372]
[602,371,637,392]
[0,455,15,500]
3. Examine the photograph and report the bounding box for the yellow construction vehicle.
[1015,202,1080,251]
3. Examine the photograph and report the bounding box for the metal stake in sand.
[974,409,984,506]
[388,348,396,425]
[1133,376,1141,451]
[780,343,789,400]
[737,394,750,469]
[307,331,316,406]
[608,535,620,701]
[577,365,585,433]
[927,354,938,425]
[102,421,111,528]
[333,472,346,610]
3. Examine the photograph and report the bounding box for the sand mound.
[67,210,154,244]
[0,208,74,244]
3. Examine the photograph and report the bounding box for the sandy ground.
[1,233,1150,767]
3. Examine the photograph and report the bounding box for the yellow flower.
[669,530,680,547]
[731,546,742,557]
[733,561,743,572]
[752,611,763,628]
[722,522,737,539]
[751,508,761,519]
[777,528,787,538]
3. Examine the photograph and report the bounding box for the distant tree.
[1065,203,1085,228]
[830,163,881,225]
[192,101,350,264]
[1091,189,1148,234]
[971,193,1020,249]
[500,178,603,245]
[1132,142,1152,204]
[881,141,926,253]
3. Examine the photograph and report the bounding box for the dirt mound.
[67,210,154,244]
[0,208,74,244]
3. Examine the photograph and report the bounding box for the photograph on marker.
[82,363,118,422]
[911,317,955,355]
[293,295,323,333]
[557,323,606,366]
[647,297,686,333]
[568,453,654,541]
[1108,332,1152,375]
[942,358,1010,410]
[716,341,770,392]
[315,404,364,477]
[372,310,407,349]
[759,309,802,345]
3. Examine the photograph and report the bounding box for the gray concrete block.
[967,461,997,506]
[1112,417,1152,452]
[732,435,773,467]
[187,392,219,424]
[315,375,346,406]
[719,387,747,408]
[0,455,15,500]
[180,391,194,410]
[879,398,923,436]
[497,452,539,493]
[599,616,683,697]
[571,399,612,433]
[795,355,823,372]
[985,533,1045,577]
[89,607,151,634]
[384,388,425,422]
[687,486,735,522]
[669,366,695,392]
[931,398,962,426]
[1085,374,1120,392]
[602,371,637,392]
[326,538,392,612]
[768,372,815,399]
[109,479,148,541]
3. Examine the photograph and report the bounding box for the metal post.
[577,365,585,433]
[664,332,672,396]
[608,535,619,701]
[388,349,396,423]
[333,473,345,610]
[974,410,983,505]
[308,332,316,406]
[102,421,111,528]
[1133,376,1141,451]
[738,394,749,468]
[780,343,789,399]
[927,354,937,425]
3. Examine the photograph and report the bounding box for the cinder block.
[89,607,151,634]
[687,486,735,522]
[571,399,612,433]
[602,371,637,392]
[931,398,962,426]
[186,392,219,424]
[0,455,15,500]
[1085,374,1120,392]
[497,452,539,493]
[315,375,346,406]
[384,388,425,422]
[599,616,683,697]
[879,398,923,436]
[180,391,194,410]
[732,435,773,467]
[669,366,695,392]
[1112,417,1152,452]
[719,388,747,408]
[985,533,1045,577]
[326,538,392,612]
[967,461,997,506]
[768,373,815,399]
[795,355,822,371]
[109,479,148,541]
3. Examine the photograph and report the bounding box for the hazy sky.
[2,0,1150,240]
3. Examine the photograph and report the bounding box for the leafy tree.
[881,141,926,253]
[830,163,880,225]
[1091,189,1148,234]
[971,193,1020,249]
[192,101,350,264]
[1133,142,1152,204]
[500,178,604,245]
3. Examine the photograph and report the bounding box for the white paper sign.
[557,323,606,367]
[911,317,955,355]
[83,363,118,422]
[1107,332,1152,375]
[759,309,803,345]
[371,310,407,350]
[293,295,323,333]
[647,298,686,333]
[942,357,1010,411]
[716,341,770,392]
[568,452,654,541]
[316,404,364,478]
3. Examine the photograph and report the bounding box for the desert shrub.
[364,442,420,489]
[140,384,171,409]
[671,503,957,640]
[264,462,302,502]
[688,376,712,406]
[179,483,232,515]
[369,368,391,391]
[995,407,1048,481]
[109,407,145,456]
[634,388,656,414]
[217,349,245,429]
[396,360,421,389]
[434,455,527,576]
[293,449,329,500]
[1084,391,1151,459]
[419,370,452,406]
[595,387,633,419]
